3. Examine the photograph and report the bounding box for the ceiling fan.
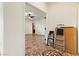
[25,12,35,21]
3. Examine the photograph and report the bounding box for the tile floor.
[25,34,73,56]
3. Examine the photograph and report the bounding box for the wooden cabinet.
[55,27,77,55]
[64,27,77,55]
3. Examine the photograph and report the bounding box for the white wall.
[25,19,45,35]
[0,2,3,55]
[47,3,77,33]
[35,20,45,35]
[4,2,25,56]
[25,19,32,34]
[28,2,47,13]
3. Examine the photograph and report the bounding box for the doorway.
[25,3,47,56]
[32,23,35,34]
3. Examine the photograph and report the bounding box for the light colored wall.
[25,19,32,34]
[4,2,25,56]
[28,2,47,13]
[47,3,77,33]
[35,20,45,35]
[25,19,45,35]
[0,2,3,55]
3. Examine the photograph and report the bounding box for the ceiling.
[25,3,46,21]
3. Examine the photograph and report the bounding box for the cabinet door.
[65,28,77,54]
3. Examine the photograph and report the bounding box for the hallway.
[25,34,72,56]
